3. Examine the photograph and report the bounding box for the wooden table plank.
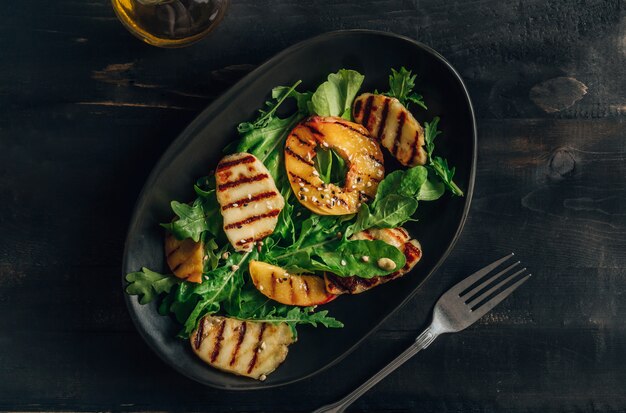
[0,0,625,411]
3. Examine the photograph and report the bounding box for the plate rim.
[122,28,477,390]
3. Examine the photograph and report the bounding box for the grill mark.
[404,242,422,261]
[217,155,256,171]
[354,98,363,119]
[376,98,390,140]
[194,318,206,350]
[222,191,277,210]
[408,129,420,165]
[171,261,184,273]
[361,229,375,240]
[392,111,407,157]
[289,171,313,186]
[289,277,295,304]
[384,228,407,246]
[270,272,276,297]
[210,319,227,363]
[302,279,310,297]
[362,94,375,130]
[334,196,348,206]
[224,209,281,230]
[335,121,370,138]
[285,146,315,166]
[166,244,181,257]
[369,155,384,166]
[218,174,269,190]
[229,322,247,366]
[305,124,323,136]
[293,133,314,147]
[247,323,267,374]
[397,227,409,238]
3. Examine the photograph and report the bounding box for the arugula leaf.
[161,190,222,242]
[125,268,180,305]
[424,117,464,197]
[384,67,427,110]
[271,85,313,114]
[310,69,365,120]
[224,284,343,338]
[178,251,256,337]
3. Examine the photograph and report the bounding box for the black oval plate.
[122,30,476,390]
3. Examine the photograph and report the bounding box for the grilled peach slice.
[325,227,423,295]
[284,116,384,215]
[191,315,294,380]
[353,93,427,167]
[249,261,337,306]
[164,233,203,283]
[216,153,285,252]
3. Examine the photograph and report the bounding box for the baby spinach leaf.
[417,170,446,201]
[125,268,180,305]
[314,239,406,278]
[315,147,348,186]
[310,69,365,120]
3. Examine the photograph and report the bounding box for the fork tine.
[469,273,531,320]
[466,268,527,308]
[449,253,515,295]
[461,261,521,300]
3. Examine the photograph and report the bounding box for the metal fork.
[313,253,530,413]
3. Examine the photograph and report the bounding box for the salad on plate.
[125,67,463,381]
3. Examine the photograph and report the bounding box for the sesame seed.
[299,182,305,187]
[351,184,357,189]
[361,255,370,263]
[248,194,252,199]
[221,252,230,260]
[312,170,319,176]
[311,196,318,203]
[259,285,264,290]
[233,203,239,207]
[366,181,372,187]
[259,374,267,381]
[231,265,240,271]
[341,259,347,266]
[302,187,309,192]
[296,212,301,216]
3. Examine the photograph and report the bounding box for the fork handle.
[312,326,439,413]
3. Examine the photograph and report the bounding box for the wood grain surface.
[1,0,625,412]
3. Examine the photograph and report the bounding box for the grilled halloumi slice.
[164,233,203,283]
[190,316,294,380]
[216,153,285,252]
[352,93,427,167]
[325,227,422,295]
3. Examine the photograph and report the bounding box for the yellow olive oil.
[111,0,229,48]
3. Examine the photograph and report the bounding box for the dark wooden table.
[2,1,625,411]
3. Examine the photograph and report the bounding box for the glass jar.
[111,0,229,48]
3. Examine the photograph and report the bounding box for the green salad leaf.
[161,179,222,242]
[315,147,348,186]
[125,268,180,305]
[224,285,343,338]
[424,117,464,197]
[384,67,427,110]
[310,69,365,119]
